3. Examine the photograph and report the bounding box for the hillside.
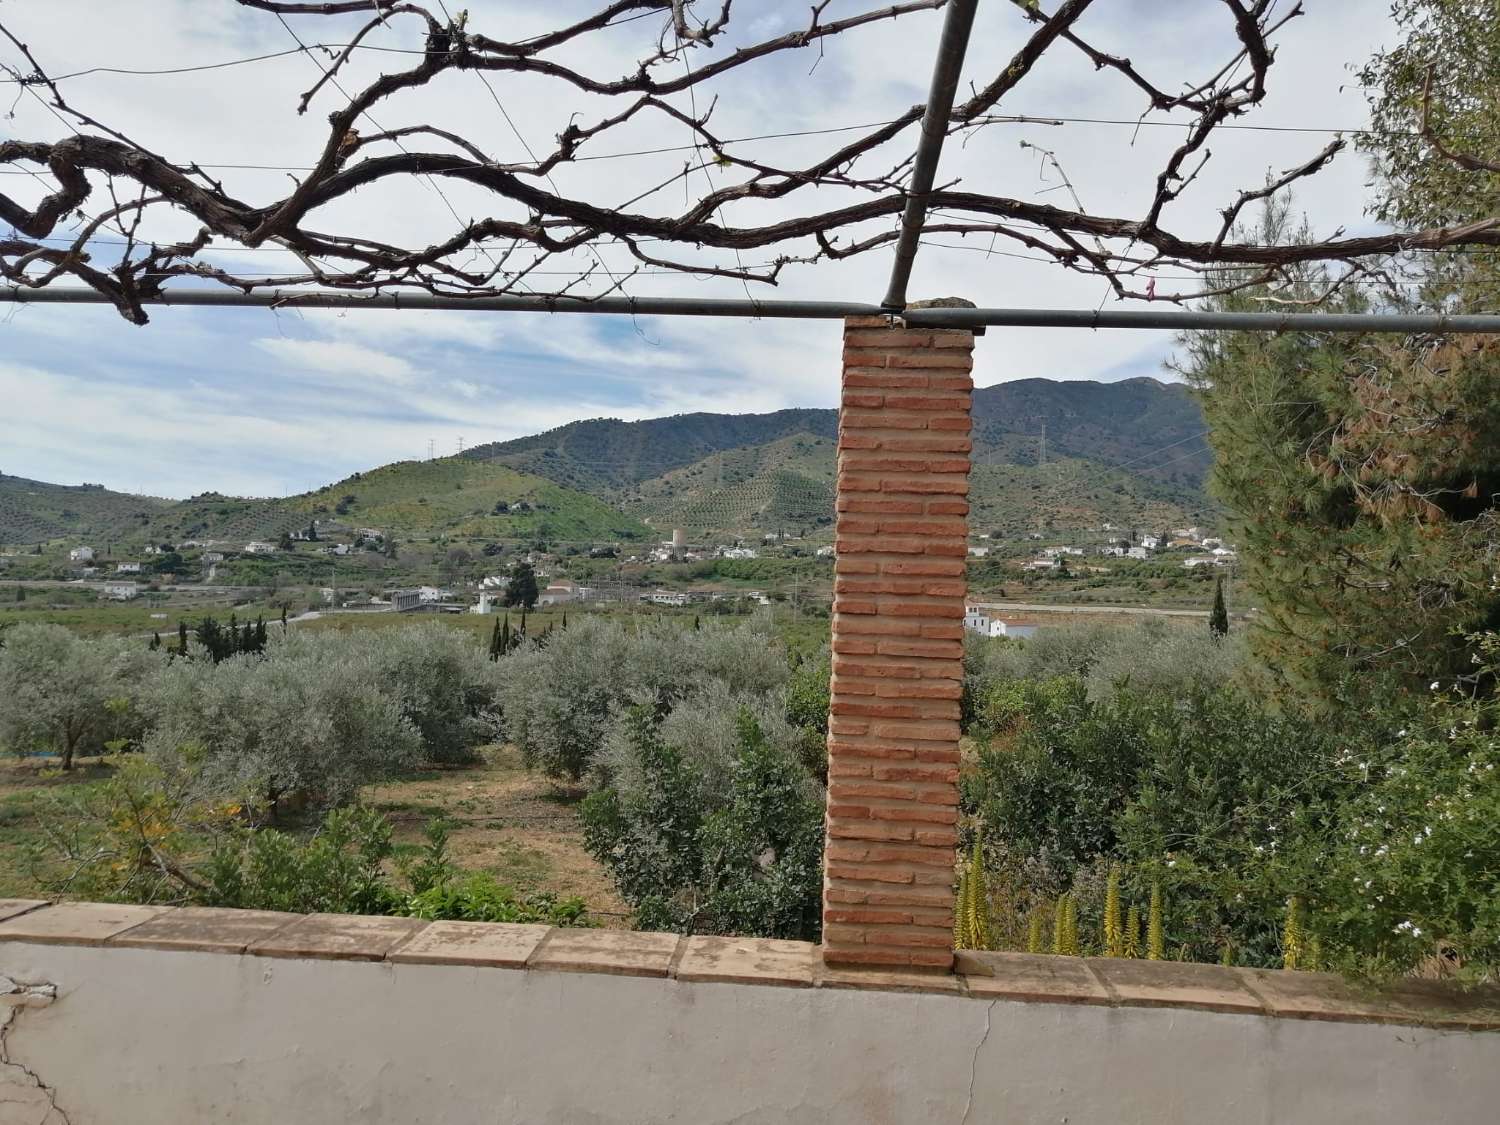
[466,409,838,492]
[620,433,838,537]
[0,474,174,545]
[1,378,1216,551]
[472,377,1210,492]
[142,460,651,546]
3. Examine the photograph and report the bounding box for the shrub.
[143,647,422,812]
[582,707,823,939]
[498,618,790,781]
[964,676,1347,966]
[1310,640,1500,979]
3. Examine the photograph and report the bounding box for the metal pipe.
[879,0,979,313]
[6,285,1500,333]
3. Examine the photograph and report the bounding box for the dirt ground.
[363,744,629,924]
[0,748,630,924]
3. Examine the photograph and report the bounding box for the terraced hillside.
[620,433,837,537]
[618,431,1210,542]
[141,460,651,546]
[467,409,839,492]
[0,474,174,545]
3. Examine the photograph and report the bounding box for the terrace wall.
[1,902,1498,1124]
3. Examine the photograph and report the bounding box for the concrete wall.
[1,907,1498,1124]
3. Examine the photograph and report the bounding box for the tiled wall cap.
[1,903,1497,1030]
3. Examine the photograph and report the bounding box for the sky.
[0,0,1397,498]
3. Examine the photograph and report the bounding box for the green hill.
[466,408,838,492]
[1,378,1215,552]
[0,474,174,546]
[620,433,837,537]
[145,460,650,546]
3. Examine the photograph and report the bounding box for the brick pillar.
[822,313,974,970]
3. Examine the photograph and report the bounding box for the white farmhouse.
[1126,546,1150,560]
[69,546,95,563]
[967,546,990,558]
[963,608,1010,638]
[115,562,142,574]
[101,584,138,601]
[243,541,277,555]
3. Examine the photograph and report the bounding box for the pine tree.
[503,562,539,610]
[1209,576,1229,639]
[1147,881,1165,961]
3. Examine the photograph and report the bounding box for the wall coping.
[1,899,1496,1031]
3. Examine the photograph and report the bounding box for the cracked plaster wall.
[0,942,1497,1124]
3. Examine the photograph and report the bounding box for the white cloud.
[251,338,416,383]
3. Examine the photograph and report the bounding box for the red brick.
[841,392,884,408]
[887,352,974,370]
[927,416,971,431]
[876,640,963,659]
[844,315,891,329]
[877,520,968,537]
[844,371,929,390]
[925,499,970,515]
[839,498,922,517]
[882,559,964,577]
[841,413,928,430]
[844,329,931,348]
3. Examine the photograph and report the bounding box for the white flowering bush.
[1311,634,1500,979]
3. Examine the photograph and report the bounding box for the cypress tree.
[1209,576,1229,640]
[254,616,267,651]
[488,617,502,661]
[149,632,161,652]
[176,620,189,658]
[500,614,512,657]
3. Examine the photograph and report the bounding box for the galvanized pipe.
[879,0,979,312]
[4,286,1500,332]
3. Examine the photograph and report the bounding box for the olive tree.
[0,623,157,770]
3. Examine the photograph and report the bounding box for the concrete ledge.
[0,901,1496,1029]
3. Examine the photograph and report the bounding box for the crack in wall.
[959,998,997,1125]
[0,976,69,1125]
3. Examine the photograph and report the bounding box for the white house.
[202,552,225,564]
[244,541,277,555]
[1098,546,1126,557]
[69,546,95,563]
[1141,535,1162,550]
[539,579,593,607]
[417,586,450,604]
[967,546,990,558]
[963,608,1010,638]
[1183,556,1215,569]
[115,562,142,574]
[1024,557,1059,571]
[100,584,138,601]
[816,545,835,558]
[642,590,689,607]
[470,592,496,615]
[1127,546,1149,560]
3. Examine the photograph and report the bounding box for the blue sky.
[1,1,1392,498]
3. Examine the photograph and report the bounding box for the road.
[970,601,1224,619]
